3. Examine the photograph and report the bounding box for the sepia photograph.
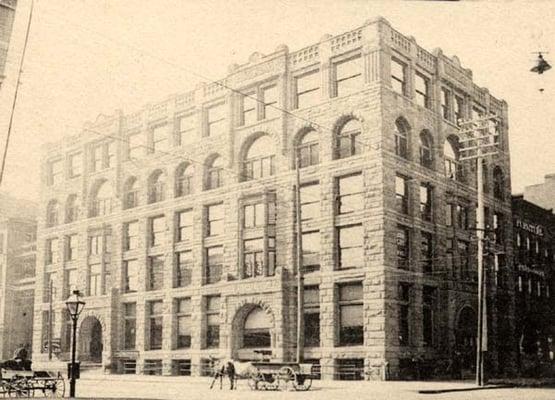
[0,0,553,398]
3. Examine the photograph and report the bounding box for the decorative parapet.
[290,44,319,66]
[204,79,227,97]
[416,46,435,72]
[389,27,411,54]
[330,28,363,53]
[148,98,170,121]
[175,90,195,109]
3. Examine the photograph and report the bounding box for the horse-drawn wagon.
[0,360,65,397]
[247,361,315,391]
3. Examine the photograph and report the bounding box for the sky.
[0,0,554,202]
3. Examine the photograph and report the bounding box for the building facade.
[0,192,37,360]
[511,195,554,374]
[0,0,17,85]
[33,18,514,379]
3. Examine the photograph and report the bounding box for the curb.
[418,384,514,394]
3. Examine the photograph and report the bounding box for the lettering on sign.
[515,219,544,236]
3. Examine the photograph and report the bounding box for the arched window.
[148,171,166,204]
[243,136,275,180]
[65,195,78,223]
[444,137,461,181]
[90,181,113,217]
[123,177,138,209]
[493,166,504,200]
[46,200,59,227]
[336,118,361,159]
[206,155,223,190]
[243,307,271,348]
[297,129,319,168]
[419,130,433,168]
[394,118,409,159]
[175,163,194,197]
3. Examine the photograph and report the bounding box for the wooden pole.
[294,149,304,364]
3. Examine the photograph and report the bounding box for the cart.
[0,367,65,397]
[248,361,315,391]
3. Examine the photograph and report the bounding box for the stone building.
[0,0,17,86]
[33,18,514,379]
[511,195,554,374]
[0,192,37,360]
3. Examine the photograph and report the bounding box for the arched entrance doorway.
[232,304,273,361]
[79,316,103,363]
[456,306,476,371]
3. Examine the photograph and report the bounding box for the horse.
[209,359,255,390]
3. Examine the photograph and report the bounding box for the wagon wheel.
[247,370,263,391]
[44,377,65,398]
[293,374,312,391]
[278,366,296,391]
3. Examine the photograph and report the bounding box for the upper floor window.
[148,171,166,204]
[295,70,320,109]
[243,136,275,180]
[241,91,257,126]
[45,238,59,265]
[205,155,223,190]
[65,194,79,223]
[420,232,433,273]
[395,175,409,215]
[396,225,410,269]
[47,159,63,186]
[91,141,116,172]
[300,182,320,221]
[123,177,138,209]
[337,282,363,346]
[68,152,82,178]
[244,202,265,228]
[394,118,409,159]
[419,130,433,169]
[337,173,363,214]
[149,124,169,153]
[206,103,226,137]
[176,209,193,242]
[127,132,144,160]
[493,166,504,200]
[444,137,461,181]
[205,246,223,285]
[206,203,224,237]
[441,88,451,120]
[262,85,279,119]
[297,129,319,168]
[336,118,362,159]
[64,234,75,262]
[391,58,407,95]
[150,215,166,247]
[337,224,364,269]
[175,164,194,197]
[177,113,196,146]
[124,260,138,293]
[419,184,433,222]
[176,298,192,348]
[333,54,362,97]
[124,221,139,251]
[415,73,430,109]
[454,95,464,124]
[302,231,320,272]
[90,180,113,217]
[46,200,59,227]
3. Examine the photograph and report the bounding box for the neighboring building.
[33,17,514,379]
[0,0,17,86]
[512,195,555,373]
[0,192,37,360]
[523,174,555,211]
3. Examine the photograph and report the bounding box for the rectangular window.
[89,233,103,256]
[150,216,165,247]
[127,132,144,160]
[454,95,464,123]
[176,250,192,288]
[124,221,138,251]
[106,141,116,168]
[493,213,504,245]
[176,298,192,348]
[419,184,432,221]
[148,255,164,291]
[295,70,320,109]
[68,152,82,178]
[262,85,278,119]
[446,238,454,274]
[151,124,169,153]
[456,204,469,230]
[338,224,363,269]
[337,173,363,214]
[205,246,223,284]
[420,232,433,273]
[395,175,409,214]
[441,88,451,120]
[334,55,362,97]
[391,58,406,95]
[124,259,138,293]
[398,283,410,346]
[304,286,320,347]
[206,204,224,236]
[423,286,437,347]
[338,282,363,346]
[302,231,320,272]
[415,73,430,108]
[300,182,320,221]
[176,210,193,242]
[44,272,58,302]
[206,103,226,137]
[177,113,196,146]
[46,238,59,265]
[396,226,409,269]
[206,296,220,348]
[48,159,63,185]
[65,268,77,296]
[244,203,265,228]
[446,203,453,227]
[458,240,470,279]
[66,234,77,261]
[149,301,163,350]
[89,263,102,296]
[243,238,264,278]
[241,91,257,126]
[92,144,103,172]
[123,303,136,349]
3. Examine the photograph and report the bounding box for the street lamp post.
[65,290,85,398]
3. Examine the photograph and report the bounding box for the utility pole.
[459,114,500,386]
[48,280,53,360]
[294,148,304,364]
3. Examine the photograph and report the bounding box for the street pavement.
[72,373,555,399]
